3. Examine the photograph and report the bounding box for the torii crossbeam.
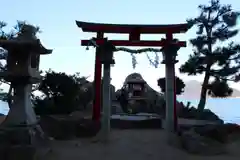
[76,20,191,134]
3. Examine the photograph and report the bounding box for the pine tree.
[180,0,240,111]
[157,76,186,95]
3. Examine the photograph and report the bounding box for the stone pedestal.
[0,127,36,159]
[1,145,36,160]
[0,125,49,159]
[0,84,47,159]
[2,84,37,126]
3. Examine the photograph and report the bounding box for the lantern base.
[0,124,43,144]
[0,124,48,160]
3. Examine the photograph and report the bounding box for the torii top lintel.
[76,21,190,34]
[76,21,191,47]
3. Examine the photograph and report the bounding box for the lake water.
[0,98,239,124]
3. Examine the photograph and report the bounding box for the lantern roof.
[0,25,52,55]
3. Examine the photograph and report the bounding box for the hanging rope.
[86,38,162,68]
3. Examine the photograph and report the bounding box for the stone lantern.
[0,26,51,83]
[0,25,52,151]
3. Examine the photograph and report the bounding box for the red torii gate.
[76,21,191,131]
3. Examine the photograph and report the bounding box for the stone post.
[102,63,111,141]
[98,39,115,142]
[161,43,179,141]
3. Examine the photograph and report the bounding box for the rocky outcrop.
[120,73,165,114]
[39,114,100,140]
[177,103,223,122]
[176,123,240,155]
[78,73,223,123]
[78,73,166,115]
[179,128,226,155]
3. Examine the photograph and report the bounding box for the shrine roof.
[76,21,191,34]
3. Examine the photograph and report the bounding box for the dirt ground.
[40,130,240,160]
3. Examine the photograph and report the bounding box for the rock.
[0,145,36,160]
[193,125,228,143]
[110,118,162,129]
[128,100,150,113]
[39,115,77,140]
[193,123,240,143]
[180,128,226,155]
[84,72,224,123]
[75,120,101,138]
[7,145,36,160]
[223,123,240,134]
[111,100,124,114]
[40,114,101,139]
[226,140,240,156]
[119,73,166,114]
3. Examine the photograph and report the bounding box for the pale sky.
[1,0,240,91]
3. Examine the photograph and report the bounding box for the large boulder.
[120,73,165,114]
[176,123,240,155]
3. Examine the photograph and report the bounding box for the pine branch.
[211,74,236,82]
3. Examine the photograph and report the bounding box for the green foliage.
[157,76,186,95]
[33,70,93,115]
[0,20,40,40]
[180,0,240,109]
[207,78,233,97]
[178,105,222,121]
